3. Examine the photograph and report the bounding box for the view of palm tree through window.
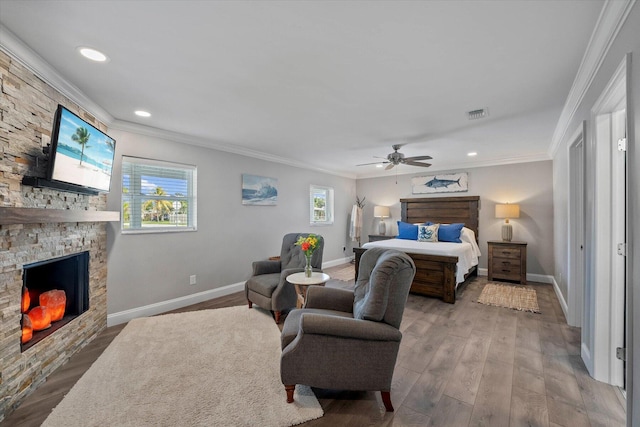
[121,157,197,232]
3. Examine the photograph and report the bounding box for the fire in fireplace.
[20,251,90,351]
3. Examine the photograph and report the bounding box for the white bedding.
[362,228,481,284]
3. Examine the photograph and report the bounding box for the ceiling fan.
[357,144,432,170]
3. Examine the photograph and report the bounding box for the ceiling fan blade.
[385,163,395,170]
[405,161,432,168]
[357,161,389,166]
[405,155,433,161]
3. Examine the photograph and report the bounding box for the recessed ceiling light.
[467,152,478,157]
[135,110,151,118]
[77,47,109,62]
[376,164,384,168]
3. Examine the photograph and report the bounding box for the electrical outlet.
[189,275,197,285]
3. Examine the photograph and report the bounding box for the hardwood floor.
[1,266,626,426]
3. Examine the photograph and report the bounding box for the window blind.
[121,156,197,233]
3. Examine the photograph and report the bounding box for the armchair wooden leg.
[381,391,394,412]
[285,385,295,403]
[274,311,281,323]
[248,300,252,309]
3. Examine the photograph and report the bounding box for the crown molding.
[549,0,636,157]
[0,24,114,125]
[110,119,357,180]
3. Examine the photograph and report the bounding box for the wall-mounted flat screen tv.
[47,105,116,193]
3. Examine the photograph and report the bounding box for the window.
[121,156,197,233]
[310,185,334,225]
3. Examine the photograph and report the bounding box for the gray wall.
[551,4,639,423]
[355,160,554,276]
[106,128,356,314]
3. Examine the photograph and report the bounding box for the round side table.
[286,272,331,308]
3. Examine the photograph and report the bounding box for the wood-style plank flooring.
[1,265,626,426]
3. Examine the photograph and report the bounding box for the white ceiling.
[0,0,604,178]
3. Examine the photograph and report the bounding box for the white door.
[583,57,627,387]
[610,106,626,389]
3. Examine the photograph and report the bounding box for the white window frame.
[310,184,334,226]
[121,156,197,234]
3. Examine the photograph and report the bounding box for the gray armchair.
[280,248,416,411]
[245,233,324,323]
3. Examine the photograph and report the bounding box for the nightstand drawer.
[492,247,521,259]
[492,258,521,275]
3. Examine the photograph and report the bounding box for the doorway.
[583,57,628,388]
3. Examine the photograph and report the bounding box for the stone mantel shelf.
[0,207,120,225]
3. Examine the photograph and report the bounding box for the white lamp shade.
[495,203,520,242]
[495,204,520,219]
[373,206,390,218]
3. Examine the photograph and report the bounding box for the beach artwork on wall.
[242,174,278,205]
[411,172,468,194]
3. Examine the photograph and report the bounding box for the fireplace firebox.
[21,251,90,351]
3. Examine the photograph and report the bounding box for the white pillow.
[460,227,482,258]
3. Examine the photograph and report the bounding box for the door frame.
[568,122,586,328]
[584,57,627,386]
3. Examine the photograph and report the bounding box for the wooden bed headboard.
[400,196,480,242]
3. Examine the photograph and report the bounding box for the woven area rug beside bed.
[477,282,541,313]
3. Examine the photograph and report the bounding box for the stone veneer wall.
[0,50,110,420]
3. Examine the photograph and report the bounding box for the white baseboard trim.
[582,342,594,377]
[476,268,555,285]
[323,257,352,268]
[526,273,554,284]
[107,281,245,326]
[551,276,570,321]
[107,257,352,327]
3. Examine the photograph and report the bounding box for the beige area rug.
[477,282,541,313]
[43,306,323,427]
[330,263,355,282]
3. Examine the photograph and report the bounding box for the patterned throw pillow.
[418,224,439,242]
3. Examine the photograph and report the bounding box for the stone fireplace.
[0,49,118,421]
[0,218,113,420]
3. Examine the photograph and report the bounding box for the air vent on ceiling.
[467,108,488,120]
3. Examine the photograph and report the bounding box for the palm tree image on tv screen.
[52,108,115,192]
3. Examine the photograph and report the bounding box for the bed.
[353,196,480,304]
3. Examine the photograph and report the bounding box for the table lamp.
[495,203,520,241]
[373,206,391,235]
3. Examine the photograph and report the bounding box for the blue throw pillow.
[396,221,418,240]
[438,223,465,243]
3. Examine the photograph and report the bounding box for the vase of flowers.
[296,234,319,278]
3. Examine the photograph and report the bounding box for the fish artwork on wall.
[411,172,468,194]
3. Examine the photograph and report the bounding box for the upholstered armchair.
[280,248,416,411]
[245,233,324,323]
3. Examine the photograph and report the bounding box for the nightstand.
[368,234,395,242]
[488,241,527,284]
